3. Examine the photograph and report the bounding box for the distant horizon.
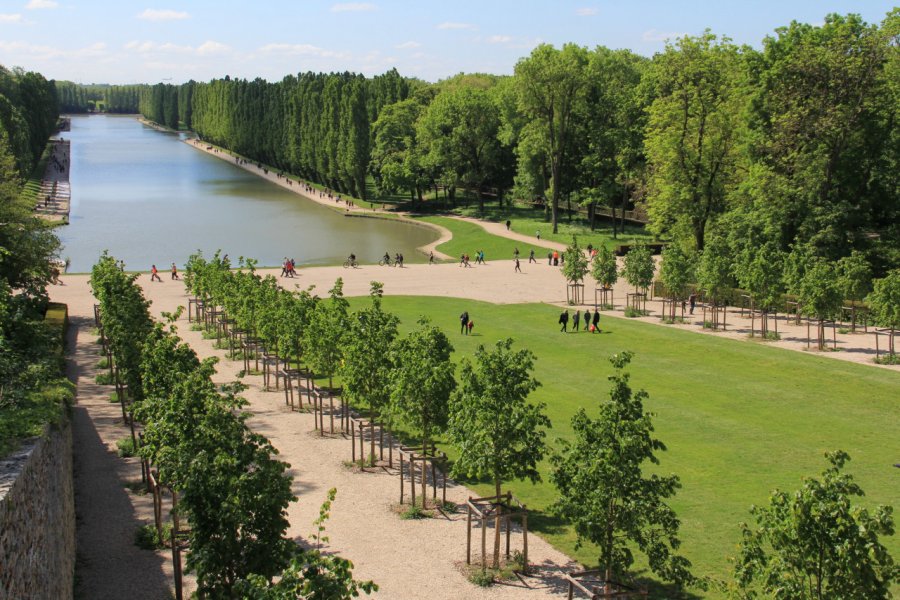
[1,1,896,85]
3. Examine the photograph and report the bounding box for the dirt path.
[53,274,577,599]
[65,312,194,599]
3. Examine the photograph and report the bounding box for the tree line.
[129,11,897,282]
[55,81,144,114]
[1,63,70,463]
[91,253,376,599]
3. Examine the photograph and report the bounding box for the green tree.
[658,244,695,320]
[696,229,734,308]
[644,32,748,250]
[417,87,503,213]
[734,242,785,335]
[551,352,693,587]
[622,242,655,297]
[866,269,900,357]
[797,258,843,349]
[562,236,590,304]
[339,282,399,435]
[448,339,549,568]
[303,278,349,391]
[746,14,897,260]
[236,489,377,599]
[733,450,898,599]
[515,43,590,233]
[592,245,618,291]
[389,318,456,503]
[836,250,873,331]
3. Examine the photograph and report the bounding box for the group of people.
[150,263,179,282]
[382,252,405,267]
[558,308,602,333]
[281,257,298,277]
[459,250,487,267]
[459,311,474,335]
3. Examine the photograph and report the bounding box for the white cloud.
[258,43,348,59]
[25,0,58,9]
[137,9,190,22]
[576,7,598,16]
[124,40,230,57]
[197,41,229,55]
[395,41,421,49]
[330,2,376,12]
[487,35,511,44]
[642,29,684,42]
[437,22,475,30]
[0,13,24,23]
[0,40,106,59]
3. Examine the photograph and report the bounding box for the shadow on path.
[67,317,172,600]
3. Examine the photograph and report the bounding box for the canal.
[58,115,436,272]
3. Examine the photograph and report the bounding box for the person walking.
[689,292,697,315]
[592,309,601,333]
[170,263,179,280]
[584,309,591,331]
[547,251,553,265]
[529,249,536,263]
[572,309,581,332]
[513,247,520,259]
[514,257,522,273]
[281,257,289,277]
[429,251,435,264]
[150,265,162,282]
[506,220,511,231]
[460,311,470,335]
[559,309,569,333]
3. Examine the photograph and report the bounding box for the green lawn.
[414,215,557,261]
[339,295,899,597]
[454,204,659,250]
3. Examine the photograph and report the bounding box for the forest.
[0,64,67,454]
[126,11,899,280]
[55,81,144,114]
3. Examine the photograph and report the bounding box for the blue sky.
[1,1,895,84]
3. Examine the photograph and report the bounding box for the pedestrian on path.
[572,310,581,331]
[559,309,569,333]
[515,257,522,273]
[150,265,162,282]
[689,292,697,315]
[170,263,179,280]
[529,249,536,263]
[460,311,470,335]
[506,220,511,231]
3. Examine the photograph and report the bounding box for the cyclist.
[348,253,357,266]
[383,251,391,265]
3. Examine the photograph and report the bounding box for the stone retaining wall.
[0,420,75,600]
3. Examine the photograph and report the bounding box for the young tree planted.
[733,450,898,600]
[389,318,456,504]
[448,339,549,568]
[658,244,694,320]
[551,352,694,588]
[303,278,349,391]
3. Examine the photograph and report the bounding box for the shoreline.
[182,136,454,260]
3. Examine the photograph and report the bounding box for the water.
[58,115,436,272]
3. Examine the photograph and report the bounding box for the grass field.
[337,295,899,597]
[454,204,659,251]
[415,215,557,261]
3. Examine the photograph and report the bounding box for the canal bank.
[183,137,454,260]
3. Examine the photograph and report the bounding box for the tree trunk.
[551,164,560,234]
[492,479,503,569]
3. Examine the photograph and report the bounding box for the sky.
[1,1,896,85]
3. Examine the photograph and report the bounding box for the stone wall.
[0,420,75,600]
